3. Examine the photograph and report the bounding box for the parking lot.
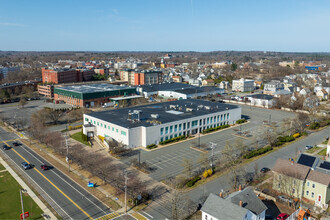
[123,104,297,181]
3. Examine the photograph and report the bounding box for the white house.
[316,89,328,100]
[83,99,241,148]
[201,188,267,220]
[158,87,224,100]
[232,78,255,92]
[247,94,274,108]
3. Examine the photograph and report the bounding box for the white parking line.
[141,211,153,218]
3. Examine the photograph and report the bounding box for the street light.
[20,189,27,220]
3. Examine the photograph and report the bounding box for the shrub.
[310,122,320,130]
[285,136,294,142]
[236,119,247,124]
[243,146,272,159]
[75,125,83,129]
[292,133,300,138]
[301,131,308,136]
[81,131,88,142]
[159,135,187,145]
[202,124,230,134]
[207,169,213,176]
[146,144,158,149]
[203,170,209,178]
[68,126,73,131]
[98,135,105,142]
[186,176,201,187]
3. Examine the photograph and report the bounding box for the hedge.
[310,122,320,130]
[243,146,272,159]
[236,119,247,124]
[159,135,187,145]
[186,176,201,187]
[277,135,294,143]
[146,144,158,149]
[202,124,230,134]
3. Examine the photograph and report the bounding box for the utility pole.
[269,114,271,125]
[65,135,70,172]
[123,170,129,213]
[210,142,217,168]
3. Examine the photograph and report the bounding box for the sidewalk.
[0,155,57,220]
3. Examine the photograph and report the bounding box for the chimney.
[239,184,242,191]
[239,200,243,207]
[219,192,223,198]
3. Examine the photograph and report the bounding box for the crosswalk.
[96,212,120,220]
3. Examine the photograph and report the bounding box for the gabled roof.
[226,188,267,215]
[272,159,310,180]
[201,193,247,220]
[307,168,330,186]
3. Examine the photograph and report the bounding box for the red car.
[40,164,49,170]
[277,213,289,220]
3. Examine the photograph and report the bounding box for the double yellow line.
[3,141,93,219]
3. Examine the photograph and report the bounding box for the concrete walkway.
[0,156,57,220]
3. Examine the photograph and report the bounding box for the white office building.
[232,78,255,92]
[83,99,241,148]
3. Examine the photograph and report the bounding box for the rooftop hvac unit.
[186,108,193,112]
[151,114,159,119]
[204,106,211,110]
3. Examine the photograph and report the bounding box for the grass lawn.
[318,148,327,156]
[0,163,5,170]
[0,171,43,219]
[70,132,90,146]
[306,146,321,154]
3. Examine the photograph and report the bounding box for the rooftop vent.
[204,106,211,110]
[186,108,193,112]
[151,114,159,119]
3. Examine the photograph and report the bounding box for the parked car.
[2,145,10,150]
[21,162,32,170]
[305,145,313,150]
[12,142,20,146]
[277,195,293,204]
[277,213,289,220]
[260,167,270,173]
[40,164,49,170]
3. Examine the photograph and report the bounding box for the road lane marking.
[10,147,93,220]
[18,144,108,215]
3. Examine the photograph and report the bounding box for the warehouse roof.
[85,99,241,128]
[139,82,195,93]
[55,83,135,94]
[172,87,223,95]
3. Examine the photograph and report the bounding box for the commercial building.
[83,99,241,148]
[120,69,163,85]
[263,80,284,95]
[42,67,95,84]
[232,78,254,92]
[37,84,54,98]
[54,83,136,107]
[137,82,195,97]
[158,87,224,100]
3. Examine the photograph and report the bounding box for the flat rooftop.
[55,83,135,94]
[86,99,240,128]
[173,87,223,95]
[140,82,195,93]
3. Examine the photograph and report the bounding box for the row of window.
[306,181,315,188]
[306,190,315,198]
[160,114,230,136]
[85,118,127,136]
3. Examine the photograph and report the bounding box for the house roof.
[201,193,247,220]
[272,159,310,180]
[204,79,214,83]
[226,188,267,215]
[307,168,330,186]
[247,94,274,100]
[321,89,328,94]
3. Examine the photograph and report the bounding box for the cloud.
[0,22,27,27]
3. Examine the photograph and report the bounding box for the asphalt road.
[141,126,330,219]
[122,104,296,181]
[0,127,111,220]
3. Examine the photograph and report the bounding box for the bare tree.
[170,189,197,220]
[262,128,279,147]
[181,157,193,178]
[19,97,27,108]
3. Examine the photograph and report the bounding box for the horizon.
[1,0,330,52]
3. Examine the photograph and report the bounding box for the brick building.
[119,69,162,85]
[42,68,96,84]
[37,84,54,98]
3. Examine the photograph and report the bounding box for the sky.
[1,0,330,52]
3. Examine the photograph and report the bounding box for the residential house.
[172,75,182,83]
[299,88,311,96]
[272,155,330,209]
[247,94,274,108]
[219,81,230,90]
[202,79,215,86]
[254,81,263,89]
[263,80,284,95]
[201,188,267,220]
[316,89,328,100]
[273,90,292,98]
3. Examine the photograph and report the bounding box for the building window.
[217,115,219,122]
[97,122,99,126]
[312,184,315,188]
[221,115,223,121]
[227,113,229,119]
[121,131,126,136]
[210,117,213,123]
[205,214,208,220]
[179,132,181,136]
[104,124,106,128]
[112,127,114,131]
[165,136,168,140]
[278,184,280,188]
[306,191,309,196]
[170,126,173,133]
[183,123,186,130]
[170,135,173,139]
[165,127,168,134]
[199,119,202,126]
[214,116,216,122]
[93,121,96,125]
[174,125,177,132]
[116,129,118,133]
[85,118,89,122]
[187,122,190,129]
[312,192,314,198]
[207,118,209,124]
[292,188,295,194]
[307,182,310,187]
[174,134,177,137]
[108,126,110,129]
[179,124,182,131]
[192,120,198,127]
[160,128,164,135]
[293,180,296,185]
[160,137,163,142]
[203,118,206,124]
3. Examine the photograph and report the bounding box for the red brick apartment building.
[120,69,162,85]
[37,84,54,98]
[42,68,95,84]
